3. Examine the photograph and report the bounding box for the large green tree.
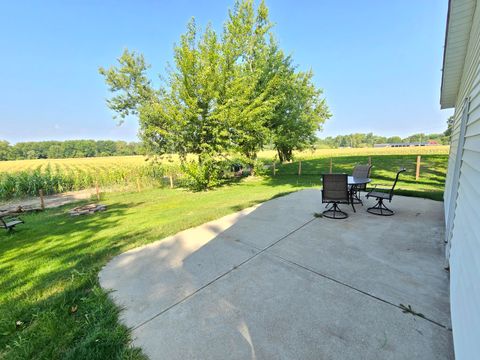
[268,54,331,162]
[444,115,454,138]
[100,0,330,187]
[216,0,282,160]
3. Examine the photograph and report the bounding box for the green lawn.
[270,154,448,200]
[0,153,448,359]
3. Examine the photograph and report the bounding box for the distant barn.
[374,141,438,148]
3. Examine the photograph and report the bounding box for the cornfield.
[0,146,450,201]
[0,156,181,201]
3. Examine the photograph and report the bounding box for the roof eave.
[440,0,476,109]
[440,0,454,109]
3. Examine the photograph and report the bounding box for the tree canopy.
[100,0,330,189]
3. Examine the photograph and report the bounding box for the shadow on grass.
[0,200,150,359]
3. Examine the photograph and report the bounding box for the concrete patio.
[100,189,453,359]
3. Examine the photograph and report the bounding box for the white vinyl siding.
[445,1,480,358]
[444,105,463,221]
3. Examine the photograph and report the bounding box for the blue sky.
[0,0,452,143]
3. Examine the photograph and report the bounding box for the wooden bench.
[0,215,24,231]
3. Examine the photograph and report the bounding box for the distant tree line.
[317,116,454,148]
[316,131,450,149]
[0,140,144,161]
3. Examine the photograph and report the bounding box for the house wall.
[444,1,480,358]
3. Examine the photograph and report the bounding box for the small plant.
[399,303,425,318]
[252,159,268,176]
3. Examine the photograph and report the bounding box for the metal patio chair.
[366,168,406,216]
[321,174,351,219]
[350,164,372,204]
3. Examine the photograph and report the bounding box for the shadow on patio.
[100,189,453,360]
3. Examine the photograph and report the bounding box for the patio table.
[348,176,371,212]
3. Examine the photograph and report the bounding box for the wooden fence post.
[272,162,276,176]
[95,181,100,201]
[416,155,421,181]
[329,158,333,174]
[39,189,45,210]
[169,175,174,189]
[298,160,302,176]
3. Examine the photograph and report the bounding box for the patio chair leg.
[349,191,356,213]
[323,202,348,219]
[353,190,363,205]
[367,198,394,216]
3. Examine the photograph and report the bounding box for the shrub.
[180,158,225,191]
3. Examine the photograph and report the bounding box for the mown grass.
[0,150,448,359]
[270,153,448,200]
